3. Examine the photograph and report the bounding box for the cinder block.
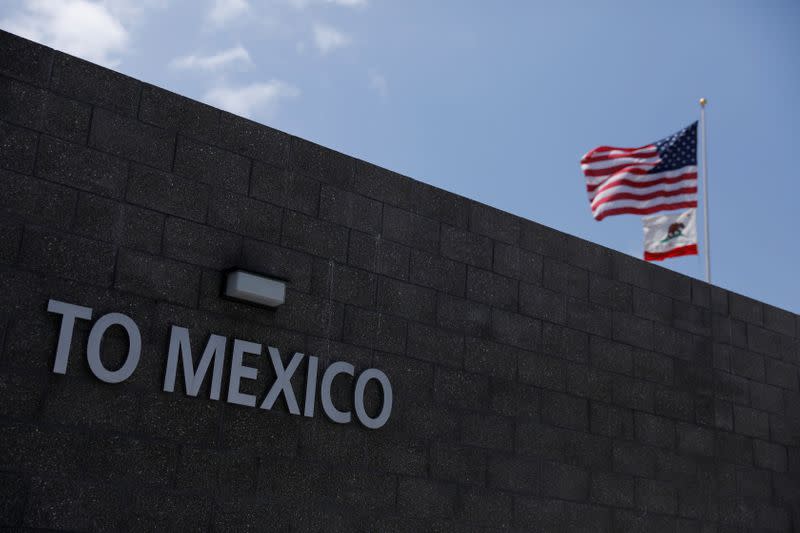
[613,311,654,351]
[341,305,406,355]
[42,92,91,143]
[281,210,348,262]
[519,351,567,391]
[163,217,240,269]
[250,161,320,216]
[72,193,121,242]
[654,387,693,421]
[568,298,612,337]
[567,364,613,402]
[540,460,589,501]
[749,381,783,413]
[634,351,673,385]
[733,405,770,439]
[635,478,677,515]
[691,279,711,308]
[519,220,568,261]
[465,337,517,380]
[434,367,489,411]
[410,180,469,228]
[437,293,491,337]
[348,231,410,281]
[353,160,412,207]
[613,375,655,413]
[635,412,675,449]
[753,439,787,472]
[729,292,763,325]
[319,185,382,235]
[89,108,175,170]
[0,30,53,85]
[218,112,289,166]
[541,390,588,431]
[0,222,22,264]
[0,120,37,174]
[311,260,375,307]
[409,248,465,296]
[673,300,711,336]
[365,435,427,477]
[469,202,520,245]
[466,266,518,311]
[651,266,691,303]
[208,190,282,242]
[589,274,632,312]
[676,422,714,456]
[430,441,486,484]
[407,322,464,368]
[396,477,456,519]
[652,322,703,361]
[613,441,656,478]
[591,471,634,508]
[116,249,201,306]
[491,380,540,419]
[51,53,140,116]
[20,226,115,287]
[542,322,588,364]
[0,470,26,527]
[591,402,634,440]
[36,135,128,197]
[291,136,353,188]
[383,205,439,254]
[765,358,799,391]
[440,224,492,269]
[564,237,612,277]
[492,308,541,352]
[488,454,539,493]
[730,348,765,382]
[763,304,796,337]
[118,204,164,254]
[543,258,588,300]
[377,276,437,324]
[589,336,634,376]
[0,75,47,130]
[714,369,750,405]
[139,85,220,143]
[0,168,77,226]
[519,282,566,324]
[84,434,177,486]
[173,136,249,194]
[458,487,513,528]
[274,289,344,338]
[749,324,784,358]
[613,253,652,290]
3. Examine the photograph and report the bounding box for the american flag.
[581,122,698,221]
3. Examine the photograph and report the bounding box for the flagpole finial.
[699,98,707,107]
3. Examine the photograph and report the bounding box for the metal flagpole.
[699,98,711,283]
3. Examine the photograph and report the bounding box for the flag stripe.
[590,179,697,204]
[644,243,698,261]
[582,162,659,177]
[581,144,656,161]
[595,201,698,221]
[592,188,697,210]
[581,156,660,170]
[587,171,697,195]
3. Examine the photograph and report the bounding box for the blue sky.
[2,1,798,312]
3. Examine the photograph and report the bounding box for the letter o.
[353,368,393,429]
[86,312,141,383]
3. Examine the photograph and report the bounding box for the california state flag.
[642,209,698,261]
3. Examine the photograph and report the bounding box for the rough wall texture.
[1,29,800,532]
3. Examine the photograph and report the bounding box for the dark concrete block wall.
[1,28,799,531]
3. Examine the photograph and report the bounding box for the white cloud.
[204,81,299,118]
[208,0,249,26]
[368,71,388,97]
[0,0,129,67]
[312,23,350,54]
[171,46,252,71]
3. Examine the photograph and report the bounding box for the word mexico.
[46,299,393,429]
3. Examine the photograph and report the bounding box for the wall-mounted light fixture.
[223,270,287,307]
